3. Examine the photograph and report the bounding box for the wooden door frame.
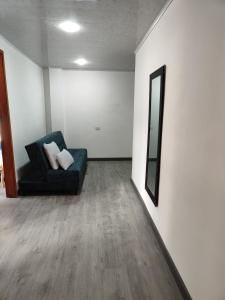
[0,49,17,197]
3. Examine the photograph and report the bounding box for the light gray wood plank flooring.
[0,161,183,300]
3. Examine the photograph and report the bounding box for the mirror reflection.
[147,76,161,195]
[145,66,166,206]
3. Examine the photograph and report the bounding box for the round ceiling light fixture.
[73,58,89,66]
[58,20,81,33]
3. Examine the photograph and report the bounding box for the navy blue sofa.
[18,131,87,195]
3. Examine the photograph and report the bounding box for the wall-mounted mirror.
[145,65,166,206]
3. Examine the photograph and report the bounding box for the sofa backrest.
[25,131,67,176]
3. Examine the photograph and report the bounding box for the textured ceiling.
[0,0,167,70]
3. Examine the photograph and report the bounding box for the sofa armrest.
[46,169,78,183]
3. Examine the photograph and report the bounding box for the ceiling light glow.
[74,58,89,66]
[58,21,81,33]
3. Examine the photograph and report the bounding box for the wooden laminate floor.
[0,162,183,300]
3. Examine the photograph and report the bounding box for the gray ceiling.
[0,0,167,71]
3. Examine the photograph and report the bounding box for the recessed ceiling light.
[74,58,89,66]
[58,21,81,33]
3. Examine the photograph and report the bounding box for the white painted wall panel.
[49,69,134,158]
[0,35,46,177]
[132,1,225,299]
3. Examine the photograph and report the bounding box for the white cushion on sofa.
[43,142,60,170]
[56,149,74,170]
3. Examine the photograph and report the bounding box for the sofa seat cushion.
[46,149,87,188]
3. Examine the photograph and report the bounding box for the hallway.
[0,162,183,300]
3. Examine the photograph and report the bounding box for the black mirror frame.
[145,65,166,207]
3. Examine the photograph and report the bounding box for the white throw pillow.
[56,149,74,170]
[43,142,60,170]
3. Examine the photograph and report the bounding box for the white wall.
[132,1,225,299]
[48,69,134,158]
[0,35,46,177]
